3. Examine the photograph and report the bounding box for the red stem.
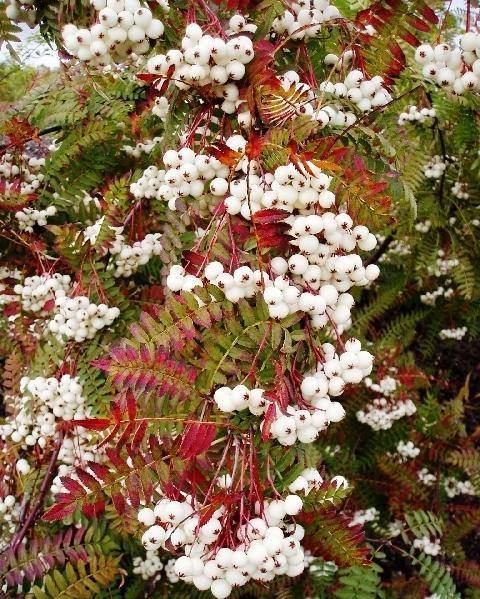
[10,431,64,554]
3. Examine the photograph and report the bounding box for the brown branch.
[365,234,394,266]
[10,431,64,555]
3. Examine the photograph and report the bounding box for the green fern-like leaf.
[334,563,385,598]
[415,553,461,599]
[29,554,119,599]
[404,510,444,539]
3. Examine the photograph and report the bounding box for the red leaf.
[247,40,278,87]
[82,498,105,518]
[67,418,111,431]
[149,435,163,461]
[76,468,102,492]
[400,31,421,47]
[111,400,122,423]
[105,448,130,474]
[117,421,135,449]
[42,501,77,522]
[245,131,264,160]
[3,302,20,317]
[252,208,290,226]
[261,403,276,441]
[126,475,141,507]
[207,142,241,167]
[126,391,137,420]
[179,422,217,459]
[183,250,206,270]
[111,492,126,515]
[60,478,84,498]
[198,502,220,526]
[419,5,439,24]
[42,298,56,312]
[91,357,110,371]
[136,73,160,83]
[132,419,148,448]
[406,15,431,32]
[99,423,120,448]
[87,461,114,483]
[388,42,406,67]
[353,155,366,173]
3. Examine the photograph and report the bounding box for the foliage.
[0,0,479,598]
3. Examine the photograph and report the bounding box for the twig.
[365,234,394,266]
[10,431,64,555]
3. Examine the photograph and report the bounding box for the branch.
[0,124,62,151]
[10,431,64,555]
[425,90,447,207]
[365,234,394,266]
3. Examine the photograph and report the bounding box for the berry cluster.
[213,385,267,415]
[13,273,71,313]
[287,468,326,495]
[272,0,341,40]
[356,396,417,430]
[438,326,467,340]
[349,507,378,527]
[226,159,337,216]
[423,155,448,179]
[0,152,46,197]
[420,286,454,306]
[62,0,165,66]
[164,157,379,329]
[443,477,475,498]
[364,373,397,395]
[248,341,371,446]
[0,375,87,448]
[418,468,437,486]
[0,267,22,306]
[130,147,228,208]
[15,206,56,232]
[168,251,377,331]
[138,494,307,597]
[414,220,431,233]
[396,440,420,461]
[0,494,20,541]
[429,250,459,277]
[376,236,411,262]
[48,295,120,341]
[152,96,169,120]
[320,70,392,113]
[133,551,164,581]
[146,23,254,112]
[123,136,162,157]
[397,105,436,126]
[109,230,162,277]
[413,536,441,556]
[414,34,480,95]
[358,374,415,431]
[451,181,469,199]
[324,50,354,72]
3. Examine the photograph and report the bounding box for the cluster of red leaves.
[43,433,170,521]
[0,526,96,586]
[355,0,439,83]
[0,118,39,156]
[177,422,217,459]
[93,343,197,398]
